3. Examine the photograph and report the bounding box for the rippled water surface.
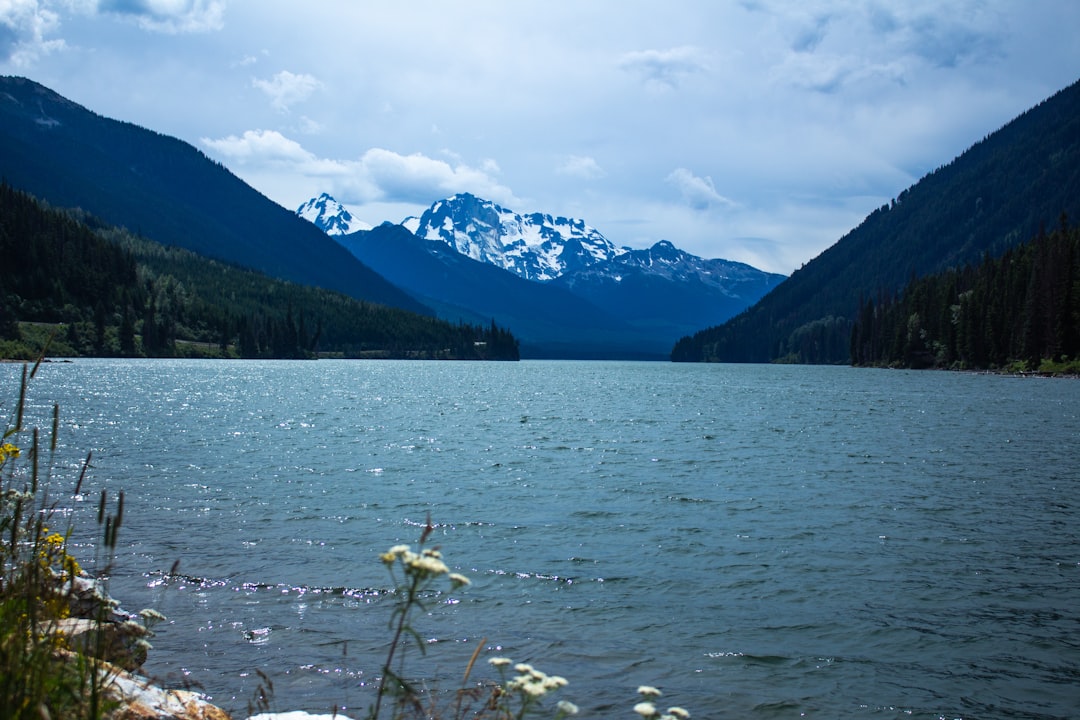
[8,359,1080,718]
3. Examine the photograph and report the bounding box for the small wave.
[706,651,794,667]
[667,495,713,503]
[242,626,272,644]
[571,509,618,519]
[145,570,389,600]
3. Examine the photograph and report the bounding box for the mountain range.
[3,72,1077,364]
[302,193,785,358]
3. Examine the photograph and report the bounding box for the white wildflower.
[521,681,547,697]
[667,707,690,719]
[634,701,658,717]
[557,700,580,716]
[407,554,449,575]
[488,657,513,667]
[638,685,662,697]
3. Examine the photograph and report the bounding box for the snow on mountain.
[296,193,371,235]
[401,192,626,281]
[565,239,779,294]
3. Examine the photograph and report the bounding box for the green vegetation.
[1,362,134,720]
[851,219,1080,372]
[672,78,1080,364]
[0,184,519,361]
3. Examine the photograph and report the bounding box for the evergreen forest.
[672,78,1080,365]
[0,184,519,361]
[850,218,1080,373]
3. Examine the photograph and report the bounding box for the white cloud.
[96,0,225,33]
[358,148,518,207]
[200,130,518,208]
[0,0,64,65]
[557,155,606,180]
[665,168,735,211]
[200,129,347,176]
[619,46,708,89]
[252,70,322,112]
[295,115,323,135]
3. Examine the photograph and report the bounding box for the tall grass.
[0,360,128,720]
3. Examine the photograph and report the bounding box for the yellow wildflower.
[0,442,20,463]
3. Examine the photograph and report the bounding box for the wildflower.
[406,553,448,576]
[449,572,470,588]
[666,707,690,719]
[488,656,513,667]
[638,685,662,697]
[557,700,580,716]
[542,675,569,689]
[380,543,407,562]
[520,681,547,697]
[514,663,535,675]
[634,701,658,717]
[139,608,167,622]
[0,442,20,462]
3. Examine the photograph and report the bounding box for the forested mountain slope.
[850,220,1080,371]
[673,78,1080,364]
[0,76,426,315]
[0,185,518,360]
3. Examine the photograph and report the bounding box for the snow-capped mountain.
[401,192,626,281]
[559,239,780,293]
[296,193,370,235]
[307,190,786,357]
[552,239,786,337]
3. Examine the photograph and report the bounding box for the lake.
[8,359,1080,719]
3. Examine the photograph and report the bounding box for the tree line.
[0,184,519,360]
[850,217,1080,371]
[671,78,1080,365]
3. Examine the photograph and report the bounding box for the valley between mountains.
[297,192,784,359]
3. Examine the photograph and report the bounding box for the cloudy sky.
[2,1,1078,274]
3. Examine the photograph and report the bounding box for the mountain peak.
[401,194,626,281]
[296,193,370,235]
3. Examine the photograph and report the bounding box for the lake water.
[7,359,1080,719]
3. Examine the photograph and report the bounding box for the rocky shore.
[49,570,363,720]
[51,571,232,720]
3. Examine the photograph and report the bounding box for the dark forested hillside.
[673,78,1080,364]
[850,219,1080,371]
[0,76,427,315]
[0,185,519,360]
